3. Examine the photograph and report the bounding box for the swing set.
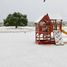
[35,14,67,45]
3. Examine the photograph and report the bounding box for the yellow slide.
[62,27,67,34]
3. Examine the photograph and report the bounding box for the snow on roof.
[35,13,62,23]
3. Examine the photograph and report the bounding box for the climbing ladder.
[53,30,64,45]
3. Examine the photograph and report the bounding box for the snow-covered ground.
[0,26,67,67]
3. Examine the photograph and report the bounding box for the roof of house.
[35,13,62,23]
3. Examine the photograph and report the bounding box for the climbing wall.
[53,30,64,45]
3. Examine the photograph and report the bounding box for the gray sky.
[0,0,67,22]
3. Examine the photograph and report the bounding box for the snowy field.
[0,26,67,67]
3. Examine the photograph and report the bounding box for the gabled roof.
[35,13,62,23]
[35,14,50,23]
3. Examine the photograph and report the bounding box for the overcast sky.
[0,0,67,22]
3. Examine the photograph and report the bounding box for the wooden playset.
[35,14,63,45]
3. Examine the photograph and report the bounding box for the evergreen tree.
[4,12,28,28]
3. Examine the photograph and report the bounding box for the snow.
[0,27,67,67]
[35,13,62,23]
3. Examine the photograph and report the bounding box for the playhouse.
[35,14,63,45]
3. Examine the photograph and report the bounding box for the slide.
[62,29,67,34]
[62,28,67,35]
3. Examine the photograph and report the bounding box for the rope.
[53,30,64,45]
